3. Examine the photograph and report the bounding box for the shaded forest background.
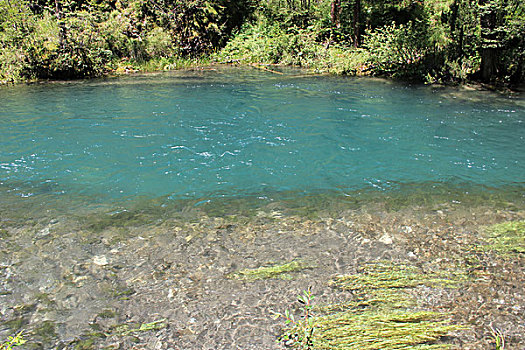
[0,0,523,85]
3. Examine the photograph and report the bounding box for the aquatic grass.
[300,310,460,350]
[490,326,506,350]
[484,221,525,255]
[332,261,466,292]
[273,288,316,349]
[277,262,465,349]
[316,288,414,313]
[229,260,310,281]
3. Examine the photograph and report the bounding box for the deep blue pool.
[1,68,524,207]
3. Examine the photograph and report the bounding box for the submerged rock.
[93,256,109,266]
[379,233,394,245]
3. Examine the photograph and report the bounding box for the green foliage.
[145,26,175,58]
[272,288,315,350]
[0,0,34,82]
[0,0,523,83]
[115,56,210,73]
[215,20,366,75]
[362,21,432,79]
[218,0,523,84]
[215,21,311,65]
[0,331,26,350]
[500,0,525,83]
[0,0,252,82]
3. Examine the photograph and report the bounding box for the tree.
[351,0,360,47]
[479,0,500,82]
[330,0,340,28]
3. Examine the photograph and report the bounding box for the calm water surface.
[1,68,524,209]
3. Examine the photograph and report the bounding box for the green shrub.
[0,0,34,82]
[19,10,112,79]
[216,20,365,74]
[145,26,176,58]
[362,21,433,79]
[98,10,132,59]
[0,47,26,83]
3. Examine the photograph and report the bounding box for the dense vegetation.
[1,0,523,85]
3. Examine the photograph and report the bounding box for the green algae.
[109,319,168,336]
[34,293,56,308]
[70,330,107,350]
[484,220,525,255]
[73,338,95,350]
[1,304,36,332]
[279,262,465,350]
[230,260,310,281]
[112,287,135,300]
[1,319,26,332]
[96,309,117,319]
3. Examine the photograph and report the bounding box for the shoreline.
[2,62,523,95]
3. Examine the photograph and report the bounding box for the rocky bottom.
[0,192,524,349]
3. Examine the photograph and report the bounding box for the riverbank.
[1,189,524,349]
[3,61,523,97]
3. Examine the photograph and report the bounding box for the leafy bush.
[24,10,111,79]
[146,26,176,58]
[98,10,132,59]
[362,21,432,79]
[0,0,33,82]
[216,20,369,76]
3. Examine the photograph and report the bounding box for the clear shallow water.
[1,68,524,208]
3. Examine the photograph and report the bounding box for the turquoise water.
[0,68,524,208]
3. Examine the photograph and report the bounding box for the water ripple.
[0,69,524,203]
